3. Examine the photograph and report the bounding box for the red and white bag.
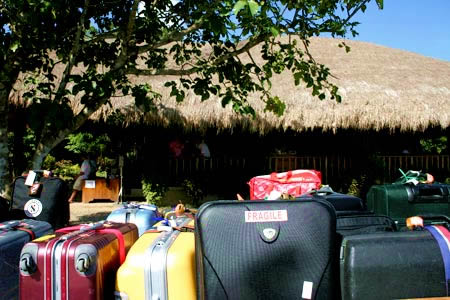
[248,170,322,200]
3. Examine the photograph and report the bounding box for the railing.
[145,154,450,187]
[268,155,450,183]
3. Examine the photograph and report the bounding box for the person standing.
[68,155,97,203]
[197,139,211,158]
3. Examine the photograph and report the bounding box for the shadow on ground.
[73,212,112,224]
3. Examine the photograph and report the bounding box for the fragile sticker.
[245,210,288,223]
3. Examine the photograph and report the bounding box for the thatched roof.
[17,36,450,134]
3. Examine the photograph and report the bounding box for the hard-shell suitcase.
[0,219,53,300]
[340,226,450,300]
[19,221,138,300]
[10,174,70,229]
[367,183,450,226]
[298,187,365,212]
[196,200,337,300]
[115,217,196,300]
[106,203,160,236]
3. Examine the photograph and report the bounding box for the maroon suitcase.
[19,221,138,300]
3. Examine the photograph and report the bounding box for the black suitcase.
[196,200,337,300]
[0,219,53,299]
[340,225,450,300]
[336,213,397,236]
[0,196,9,222]
[367,183,450,226]
[10,174,70,229]
[298,187,365,212]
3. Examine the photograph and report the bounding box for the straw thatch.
[17,36,450,134]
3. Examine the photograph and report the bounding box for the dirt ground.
[69,201,122,224]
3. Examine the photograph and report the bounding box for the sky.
[347,0,450,62]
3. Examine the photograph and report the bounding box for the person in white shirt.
[197,139,211,158]
[68,155,97,203]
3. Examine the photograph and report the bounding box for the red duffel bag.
[248,169,322,200]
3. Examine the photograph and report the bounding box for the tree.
[0,0,383,198]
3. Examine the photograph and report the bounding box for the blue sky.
[347,0,450,62]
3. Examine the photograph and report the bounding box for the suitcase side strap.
[0,221,36,239]
[96,228,126,264]
[425,225,450,295]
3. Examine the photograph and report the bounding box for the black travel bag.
[367,182,450,226]
[10,173,69,229]
[298,187,365,212]
[340,223,450,300]
[0,219,53,299]
[195,199,337,300]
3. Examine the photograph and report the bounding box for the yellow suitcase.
[115,217,196,300]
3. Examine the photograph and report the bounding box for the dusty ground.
[69,201,122,224]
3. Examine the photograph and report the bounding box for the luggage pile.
[0,168,449,299]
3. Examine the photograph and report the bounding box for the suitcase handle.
[419,214,450,224]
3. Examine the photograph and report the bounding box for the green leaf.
[376,0,383,9]
[270,27,279,37]
[248,0,259,16]
[9,41,20,52]
[233,1,247,15]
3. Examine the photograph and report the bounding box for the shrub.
[141,178,167,206]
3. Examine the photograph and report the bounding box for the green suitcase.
[366,183,450,226]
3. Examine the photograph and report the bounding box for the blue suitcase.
[106,203,160,236]
[0,219,53,300]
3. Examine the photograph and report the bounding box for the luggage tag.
[28,182,42,196]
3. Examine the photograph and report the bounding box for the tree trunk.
[0,75,15,199]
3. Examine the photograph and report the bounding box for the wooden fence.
[161,154,449,185]
[267,155,450,183]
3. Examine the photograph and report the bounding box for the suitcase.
[10,174,70,229]
[298,187,365,211]
[0,219,53,300]
[196,200,337,300]
[115,217,196,300]
[19,221,138,300]
[106,203,161,236]
[248,169,322,200]
[0,195,9,222]
[336,213,397,236]
[367,183,450,226]
[340,225,450,300]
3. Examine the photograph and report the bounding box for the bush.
[53,160,80,181]
[141,178,167,206]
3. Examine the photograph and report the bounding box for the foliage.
[420,136,448,154]
[65,132,111,157]
[181,179,204,206]
[53,159,80,181]
[0,0,383,196]
[141,178,168,206]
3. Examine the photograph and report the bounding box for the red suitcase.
[19,221,138,300]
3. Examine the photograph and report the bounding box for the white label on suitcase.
[24,171,36,186]
[24,199,43,217]
[245,210,288,222]
[301,281,313,299]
